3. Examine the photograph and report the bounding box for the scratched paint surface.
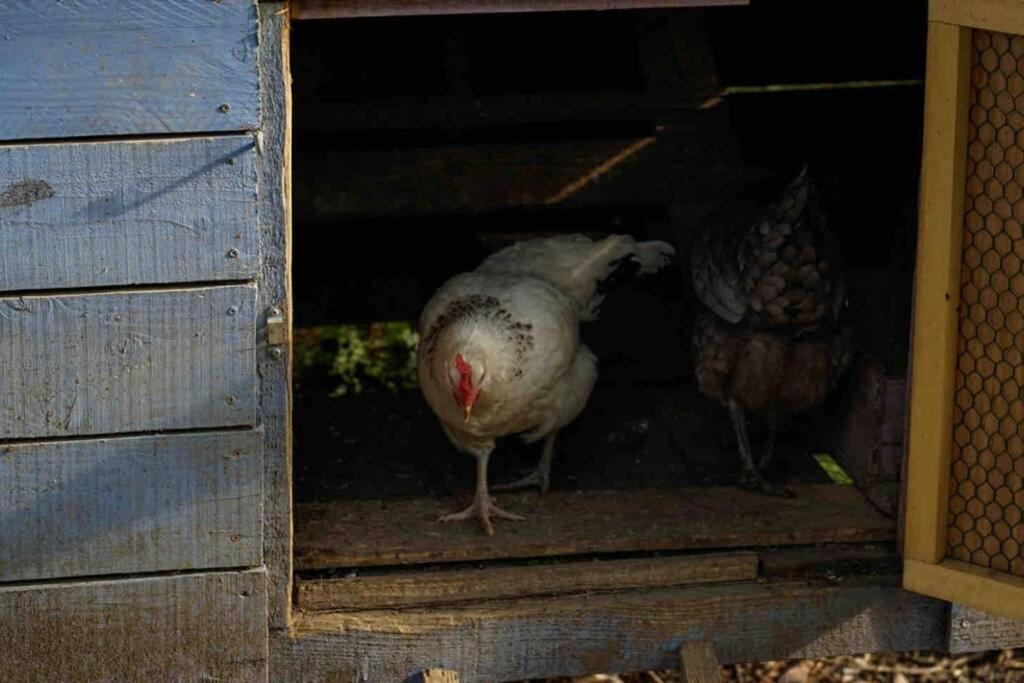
[0,431,262,581]
[0,285,257,439]
[0,0,258,140]
[0,136,259,291]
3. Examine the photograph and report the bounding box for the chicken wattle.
[418,234,675,534]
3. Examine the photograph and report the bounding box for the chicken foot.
[493,433,556,493]
[727,400,793,498]
[439,449,525,535]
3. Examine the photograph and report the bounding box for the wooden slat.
[0,136,258,291]
[0,0,258,141]
[679,641,722,683]
[948,603,1024,653]
[0,570,267,681]
[297,553,758,611]
[0,285,257,439]
[0,431,262,582]
[905,558,1024,622]
[931,0,1024,35]
[295,485,895,571]
[292,0,747,20]
[273,577,945,682]
[903,22,972,564]
[258,1,295,631]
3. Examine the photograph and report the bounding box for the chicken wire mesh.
[948,29,1024,575]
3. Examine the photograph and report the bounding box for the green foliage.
[294,322,420,397]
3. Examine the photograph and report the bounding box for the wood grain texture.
[295,485,894,571]
[948,603,1024,653]
[903,21,971,564]
[905,558,1024,622]
[0,136,258,291]
[0,570,267,681]
[0,0,258,141]
[931,0,1024,35]
[292,0,746,19]
[297,553,758,611]
[679,641,722,683]
[0,431,262,582]
[0,285,257,439]
[258,2,294,631]
[272,578,945,682]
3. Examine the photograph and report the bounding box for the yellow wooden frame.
[903,1,1024,621]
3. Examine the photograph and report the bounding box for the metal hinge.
[266,306,286,358]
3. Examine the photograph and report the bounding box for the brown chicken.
[690,165,853,495]
[418,234,675,534]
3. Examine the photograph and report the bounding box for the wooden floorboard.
[294,485,895,570]
[297,552,758,611]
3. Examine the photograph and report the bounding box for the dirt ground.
[535,650,1024,682]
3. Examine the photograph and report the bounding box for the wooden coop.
[3,0,1024,681]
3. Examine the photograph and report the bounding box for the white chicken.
[418,234,675,534]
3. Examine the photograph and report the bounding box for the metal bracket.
[266,306,286,357]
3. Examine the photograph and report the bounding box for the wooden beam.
[295,485,894,571]
[679,641,722,683]
[270,577,946,682]
[0,570,267,681]
[296,552,758,611]
[905,558,1024,622]
[257,0,294,632]
[931,0,1024,35]
[902,21,971,564]
[291,0,747,20]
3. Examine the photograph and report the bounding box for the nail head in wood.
[679,640,722,683]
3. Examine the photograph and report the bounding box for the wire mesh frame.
[947,28,1024,576]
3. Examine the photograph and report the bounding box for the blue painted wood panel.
[0,0,259,141]
[0,136,259,291]
[0,285,258,439]
[0,570,267,680]
[0,431,262,581]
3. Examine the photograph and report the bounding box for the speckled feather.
[418,234,674,455]
[691,165,846,333]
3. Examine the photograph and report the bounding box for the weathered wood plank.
[0,136,258,291]
[679,641,722,683]
[948,603,1024,653]
[0,570,267,681]
[297,553,758,611]
[295,485,895,571]
[271,578,946,682]
[0,1,258,141]
[0,431,262,582]
[0,285,257,439]
[258,1,294,631]
[931,0,1024,35]
[903,21,971,564]
[291,0,747,19]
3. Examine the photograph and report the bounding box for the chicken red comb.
[454,353,472,376]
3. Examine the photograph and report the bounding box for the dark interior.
[289,1,927,506]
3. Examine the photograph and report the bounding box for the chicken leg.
[493,433,556,493]
[439,448,525,535]
[727,400,793,498]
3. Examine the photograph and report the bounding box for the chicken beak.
[463,403,473,423]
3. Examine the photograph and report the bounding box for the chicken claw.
[438,493,525,536]
[492,468,549,493]
[739,470,795,499]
